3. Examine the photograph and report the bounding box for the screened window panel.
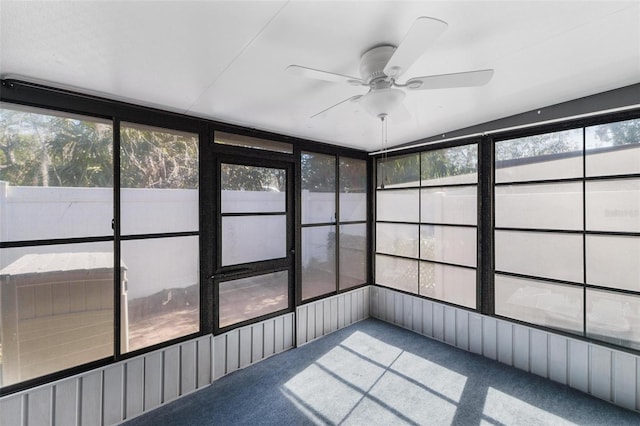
[421,145,477,186]
[586,179,640,232]
[376,223,419,258]
[376,189,419,222]
[302,152,336,224]
[120,124,198,235]
[121,236,199,352]
[222,216,287,266]
[221,164,285,213]
[0,106,113,241]
[586,118,640,177]
[420,186,477,225]
[339,157,367,222]
[121,189,198,235]
[301,226,336,300]
[0,242,114,386]
[587,289,640,351]
[586,235,640,292]
[495,182,583,230]
[495,230,583,283]
[495,129,583,183]
[419,261,476,309]
[219,271,289,328]
[375,254,418,294]
[377,153,420,189]
[339,224,367,290]
[495,274,583,335]
[420,225,476,267]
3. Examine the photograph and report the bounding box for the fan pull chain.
[380,114,388,188]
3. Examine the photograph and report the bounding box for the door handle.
[210,267,253,280]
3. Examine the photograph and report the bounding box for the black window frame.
[373,139,482,310]
[0,79,371,396]
[298,149,370,305]
[371,107,640,356]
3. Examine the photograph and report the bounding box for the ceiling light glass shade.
[360,88,406,117]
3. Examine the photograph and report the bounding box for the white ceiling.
[1,1,639,151]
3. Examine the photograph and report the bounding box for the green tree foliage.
[0,107,199,189]
[48,118,113,187]
[495,128,583,162]
[421,145,477,181]
[589,118,640,148]
[339,158,366,193]
[221,163,285,191]
[121,126,198,189]
[377,153,420,188]
[0,109,43,185]
[302,152,335,192]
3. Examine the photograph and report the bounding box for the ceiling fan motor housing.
[360,45,396,84]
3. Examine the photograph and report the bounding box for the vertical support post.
[478,135,494,314]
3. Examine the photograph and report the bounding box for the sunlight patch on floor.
[483,387,578,426]
[282,330,466,424]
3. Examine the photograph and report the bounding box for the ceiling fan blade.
[311,95,363,119]
[405,69,494,90]
[287,65,365,86]
[383,17,448,79]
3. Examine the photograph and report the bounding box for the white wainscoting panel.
[213,312,295,380]
[0,334,213,426]
[369,285,640,413]
[296,286,370,346]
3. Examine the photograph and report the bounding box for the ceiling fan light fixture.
[360,88,406,117]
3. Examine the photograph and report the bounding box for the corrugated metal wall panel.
[530,330,548,378]
[468,313,483,355]
[103,364,124,425]
[239,327,253,369]
[211,313,295,382]
[144,352,163,411]
[590,346,612,401]
[613,351,636,410]
[81,371,103,426]
[549,335,568,385]
[180,341,197,394]
[6,286,640,424]
[295,287,370,346]
[497,321,513,366]
[568,340,589,393]
[226,329,240,374]
[27,387,52,426]
[0,393,23,426]
[513,325,530,372]
[54,378,78,426]
[368,287,640,413]
[0,334,215,426]
[163,346,181,404]
[196,338,212,388]
[444,306,456,345]
[125,358,145,418]
[455,310,469,351]
[482,318,497,360]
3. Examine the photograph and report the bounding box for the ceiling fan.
[287,17,494,119]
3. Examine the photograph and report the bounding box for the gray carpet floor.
[124,318,640,425]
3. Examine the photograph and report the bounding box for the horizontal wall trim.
[495,271,640,297]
